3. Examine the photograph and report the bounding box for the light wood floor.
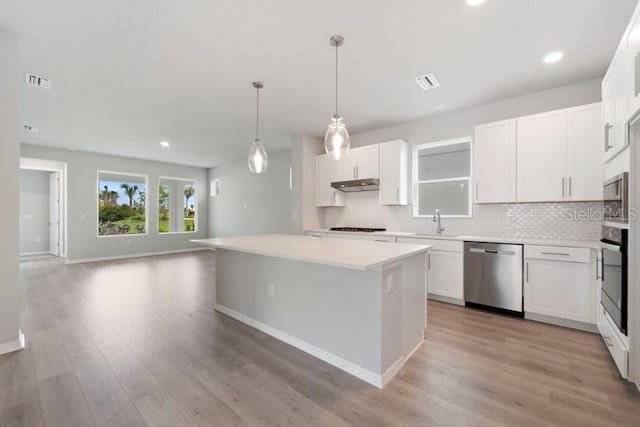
[1,251,639,426]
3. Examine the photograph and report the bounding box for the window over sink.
[413,137,472,217]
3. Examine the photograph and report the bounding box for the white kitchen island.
[192,234,429,388]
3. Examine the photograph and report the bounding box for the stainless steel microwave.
[603,172,629,223]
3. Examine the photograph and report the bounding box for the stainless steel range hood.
[331,178,380,192]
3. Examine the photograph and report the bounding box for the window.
[98,171,147,236]
[159,177,198,233]
[413,138,472,217]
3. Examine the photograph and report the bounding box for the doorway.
[19,158,67,259]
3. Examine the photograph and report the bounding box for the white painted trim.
[525,312,598,333]
[380,339,424,387]
[214,303,385,388]
[427,294,465,306]
[19,251,50,257]
[65,247,208,264]
[0,329,25,355]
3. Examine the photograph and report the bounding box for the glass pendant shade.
[248,138,268,174]
[324,114,350,160]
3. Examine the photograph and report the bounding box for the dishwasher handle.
[468,247,516,256]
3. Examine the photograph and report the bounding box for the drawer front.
[598,311,629,379]
[369,236,396,243]
[524,245,591,263]
[397,237,462,253]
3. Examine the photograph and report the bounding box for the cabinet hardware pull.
[476,182,479,201]
[568,177,572,198]
[526,262,529,283]
[604,123,613,151]
[396,187,399,202]
[603,336,614,347]
[541,251,570,256]
[562,177,565,198]
[427,253,431,270]
[356,166,359,179]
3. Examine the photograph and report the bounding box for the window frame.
[158,176,199,235]
[412,137,473,218]
[97,170,149,238]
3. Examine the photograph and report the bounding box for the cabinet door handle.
[541,251,571,256]
[604,123,613,151]
[635,53,640,97]
[396,187,399,202]
[568,176,572,198]
[561,177,565,198]
[427,253,431,270]
[356,166,359,179]
[603,336,614,347]
[353,166,356,179]
[476,182,479,201]
[525,262,529,283]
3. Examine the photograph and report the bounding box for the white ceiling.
[1,0,636,168]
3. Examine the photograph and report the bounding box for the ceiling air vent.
[415,73,440,90]
[22,125,38,133]
[25,73,52,90]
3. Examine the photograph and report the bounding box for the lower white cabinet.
[397,237,463,304]
[428,250,463,301]
[524,246,595,325]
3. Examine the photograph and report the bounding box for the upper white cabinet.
[566,103,604,201]
[336,145,379,181]
[516,109,568,202]
[315,154,344,207]
[627,13,640,114]
[379,140,408,205]
[473,119,516,203]
[316,141,407,207]
[514,104,603,203]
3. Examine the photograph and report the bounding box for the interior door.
[49,172,59,256]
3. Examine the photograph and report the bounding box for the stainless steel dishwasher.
[463,242,523,314]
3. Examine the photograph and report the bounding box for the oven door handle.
[600,241,622,252]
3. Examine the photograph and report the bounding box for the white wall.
[324,79,604,241]
[20,144,209,262]
[208,149,292,237]
[290,135,324,234]
[20,170,50,254]
[0,29,22,350]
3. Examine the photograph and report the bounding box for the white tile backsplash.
[323,192,602,241]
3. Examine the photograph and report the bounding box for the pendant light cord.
[256,86,260,140]
[335,42,339,117]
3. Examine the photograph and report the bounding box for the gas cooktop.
[329,227,387,233]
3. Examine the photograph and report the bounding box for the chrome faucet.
[433,209,445,234]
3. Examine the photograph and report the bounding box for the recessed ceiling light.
[160,140,170,147]
[543,51,564,64]
[466,0,486,6]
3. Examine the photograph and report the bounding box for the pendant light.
[324,35,350,160]
[248,81,268,174]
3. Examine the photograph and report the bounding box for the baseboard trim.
[65,247,209,264]
[381,339,424,387]
[19,251,50,257]
[428,294,465,306]
[525,312,598,333]
[0,330,25,355]
[214,303,385,388]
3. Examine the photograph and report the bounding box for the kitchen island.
[192,234,429,388]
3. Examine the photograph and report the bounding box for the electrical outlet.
[386,274,394,294]
[267,283,275,298]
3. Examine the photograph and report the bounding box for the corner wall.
[0,29,22,351]
[20,144,209,262]
[208,149,292,237]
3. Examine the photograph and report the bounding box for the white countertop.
[191,234,430,271]
[308,229,601,249]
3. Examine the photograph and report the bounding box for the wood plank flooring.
[1,251,639,426]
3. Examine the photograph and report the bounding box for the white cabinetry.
[516,109,567,202]
[524,245,595,327]
[315,154,344,207]
[627,13,640,114]
[566,103,604,201]
[397,237,463,304]
[602,47,630,163]
[473,119,516,203]
[379,140,408,205]
[336,145,379,181]
[515,104,603,203]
